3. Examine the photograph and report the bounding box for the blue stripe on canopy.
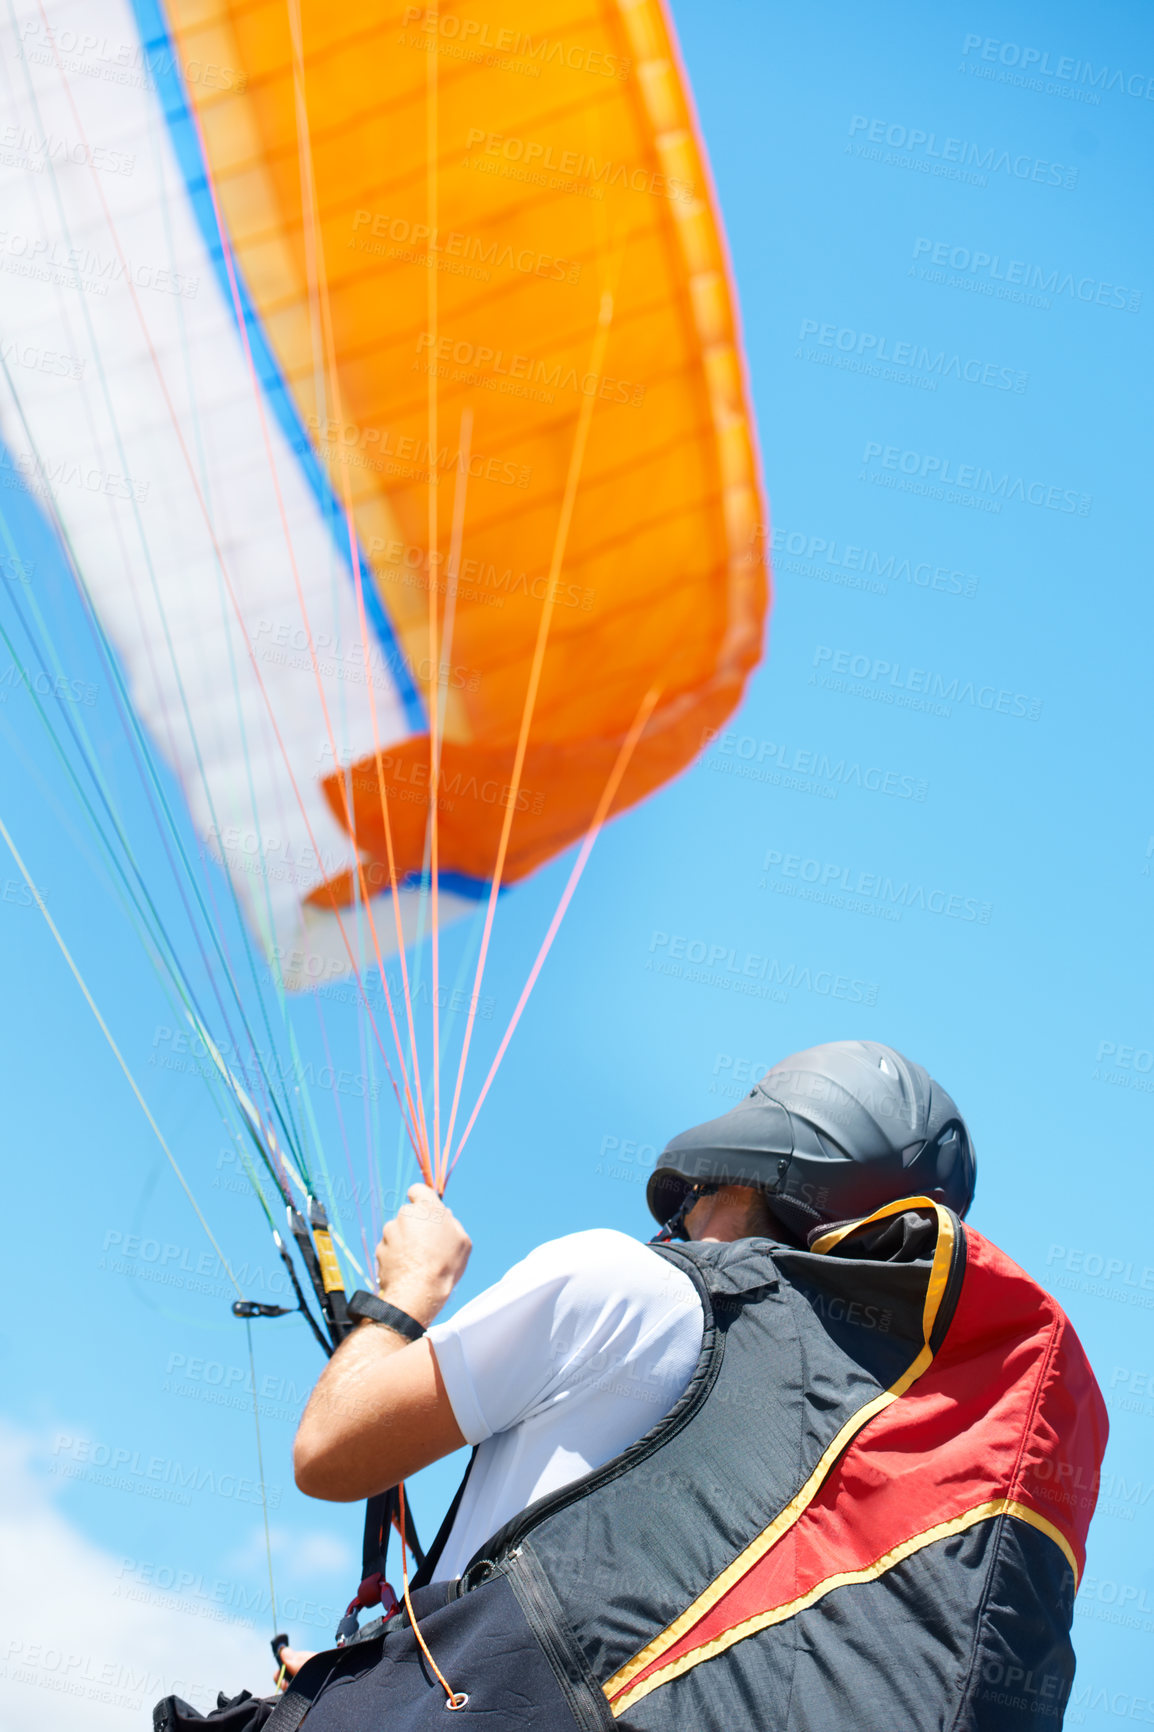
[127,0,426,736]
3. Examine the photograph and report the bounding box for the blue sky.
[1,0,1152,1723]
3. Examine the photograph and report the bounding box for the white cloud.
[0,1422,273,1728]
[280,1530,353,1578]
[221,1521,353,1582]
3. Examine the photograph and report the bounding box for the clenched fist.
[374,1183,472,1327]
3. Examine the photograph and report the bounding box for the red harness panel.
[607,1225,1107,1712]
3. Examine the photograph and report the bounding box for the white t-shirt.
[425,1228,704,1581]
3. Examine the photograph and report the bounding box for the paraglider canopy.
[0,0,765,981]
[0,0,767,1188]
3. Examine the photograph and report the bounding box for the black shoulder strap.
[410,1446,479,1589]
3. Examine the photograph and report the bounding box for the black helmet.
[647,1039,976,1240]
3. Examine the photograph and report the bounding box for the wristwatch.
[347,1289,427,1342]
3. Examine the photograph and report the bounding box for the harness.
[157,1198,1107,1731]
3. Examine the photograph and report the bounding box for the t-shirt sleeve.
[426,1229,702,1446]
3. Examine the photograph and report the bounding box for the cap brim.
[646,1093,798,1223]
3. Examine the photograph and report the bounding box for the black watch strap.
[347,1290,427,1342]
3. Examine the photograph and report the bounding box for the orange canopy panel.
[168,0,769,900]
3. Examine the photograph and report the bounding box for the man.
[289,1163,759,1576]
[161,1040,1108,1730]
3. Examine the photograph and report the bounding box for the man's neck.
[685,1185,780,1243]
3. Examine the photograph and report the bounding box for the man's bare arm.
[293,1185,471,1501]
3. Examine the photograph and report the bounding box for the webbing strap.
[334,1488,420,1644]
[411,1447,479,1590]
[362,1488,395,1579]
[265,1641,379,1731]
[264,1656,336,1730]
[361,1483,425,1587]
